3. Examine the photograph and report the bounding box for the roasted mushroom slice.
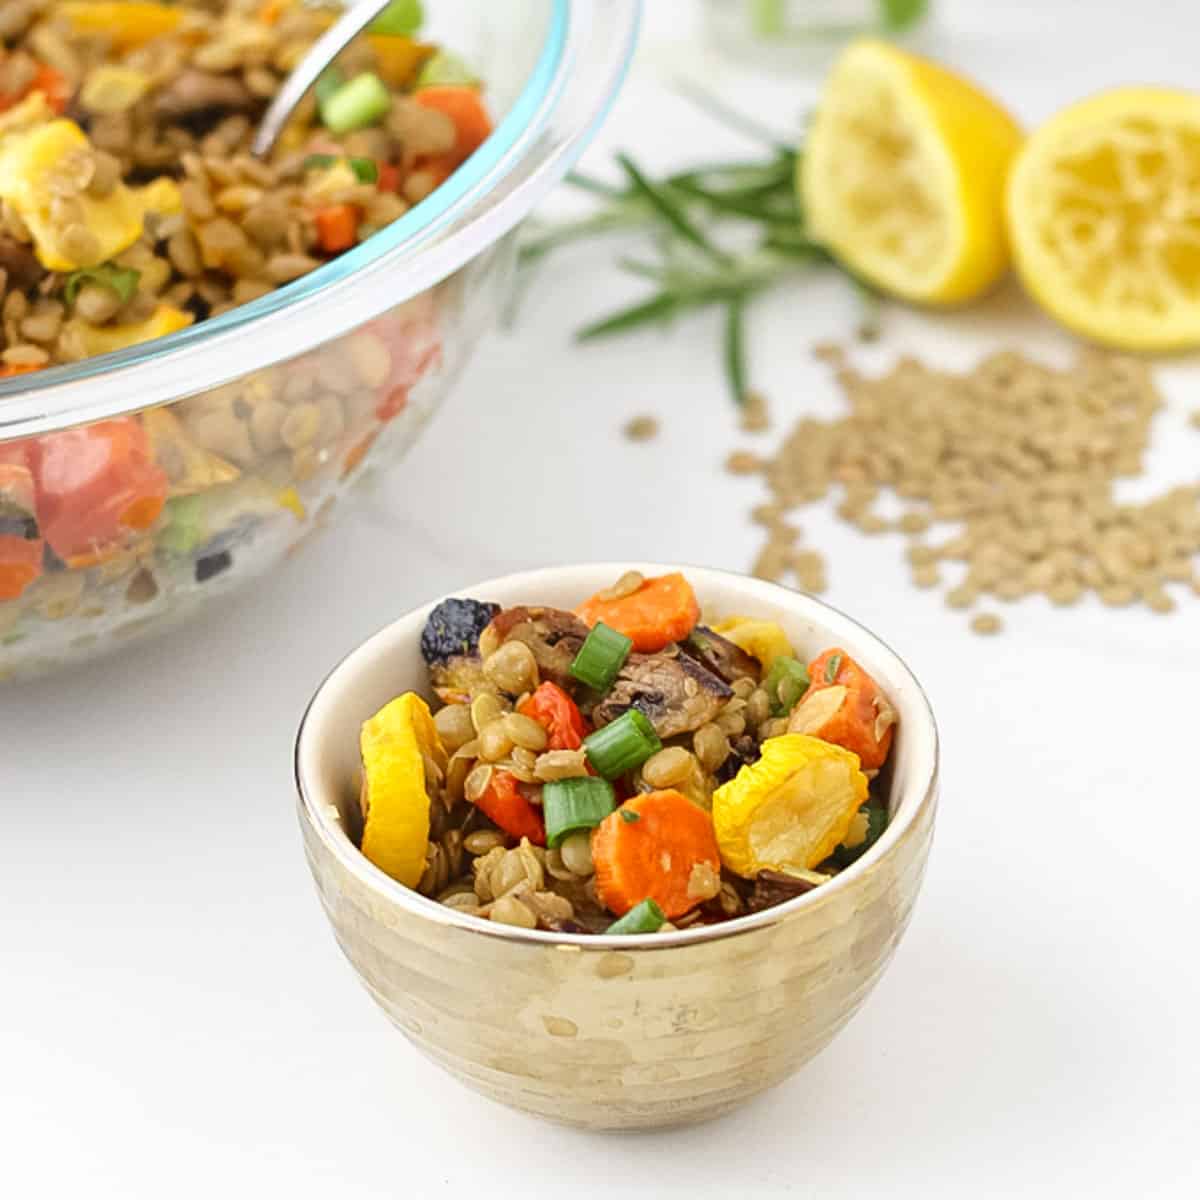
[592,652,732,740]
[485,605,589,689]
[680,625,761,685]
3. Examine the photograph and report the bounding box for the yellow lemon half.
[1007,87,1200,351]
[802,38,1022,305]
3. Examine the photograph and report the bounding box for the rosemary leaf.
[724,294,749,408]
[617,153,735,268]
[577,292,681,340]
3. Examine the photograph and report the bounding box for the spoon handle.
[252,0,395,158]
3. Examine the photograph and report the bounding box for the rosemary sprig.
[519,87,869,406]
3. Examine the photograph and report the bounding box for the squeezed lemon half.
[802,39,1022,305]
[1007,87,1200,350]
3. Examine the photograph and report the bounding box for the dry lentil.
[623,415,659,442]
[970,613,1004,636]
[743,349,1200,627]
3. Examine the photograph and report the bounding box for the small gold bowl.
[295,563,939,1131]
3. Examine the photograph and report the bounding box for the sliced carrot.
[0,63,70,114]
[315,204,360,254]
[377,163,401,193]
[518,682,586,751]
[592,789,720,919]
[412,85,493,163]
[787,648,896,771]
[576,572,700,653]
[475,769,546,846]
[0,363,41,379]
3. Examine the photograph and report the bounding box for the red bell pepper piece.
[518,682,586,751]
[29,418,167,562]
[474,769,545,846]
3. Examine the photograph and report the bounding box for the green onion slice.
[320,72,391,135]
[825,652,843,684]
[543,777,615,849]
[583,709,661,780]
[348,156,379,183]
[605,898,666,935]
[764,656,810,717]
[313,68,344,108]
[63,263,140,306]
[368,0,424,36]
[302,153,337,172]
[415,49,480,89]
[569,621,632,692]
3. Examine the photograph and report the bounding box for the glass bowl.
[0,0,640,681]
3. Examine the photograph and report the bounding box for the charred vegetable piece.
[592,651,731,740]
[576,572,700,653]
[713,734,868,877]
[360,692,447,887]
[474,768,545,846]
[787,648,896,771]
[420,597,499,665]
[680,625,760,685]
[518,681,586,751]
[488,605,589,688]
[744,869,825,914]
[592,790,721,919]
[710,616,793,669]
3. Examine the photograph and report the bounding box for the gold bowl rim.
[295,561,939,950]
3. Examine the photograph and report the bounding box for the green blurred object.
[708,0,931,67]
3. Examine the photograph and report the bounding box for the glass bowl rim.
[0,0,641,439]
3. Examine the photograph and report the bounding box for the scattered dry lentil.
[740,349,1200,628]
[623,415,659,442]
[970,613,1004,636]
[740,389,770,432]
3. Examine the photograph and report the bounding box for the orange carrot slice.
[412,85,492,163]
[787,648,897,771]
[475,769,546,846]
[592,789,720,919]
[314,204,359,254]
[576,572,700,653]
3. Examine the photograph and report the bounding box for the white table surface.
[4,3,1200,1196]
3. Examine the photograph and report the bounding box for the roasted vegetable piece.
[420,597,499,665]
[576,572,700,653]
[713,734,869,877]
[592,651,730,739]
[679,625,760,685]
[710,615,793,669]
[360,692,447,887]
[787,648,897,771]
[475,768,545,846]
[487,605,589,688]
[0,441,41,600]
[28,418,167,562]
[592,789,721,919]
[518,681,586,751]
[59,2,185,49]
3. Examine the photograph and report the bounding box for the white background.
[4,2,1200,1196]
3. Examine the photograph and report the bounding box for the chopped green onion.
[543,777,615,848]
[348,156,378,183]
[320,72,390,135]
[313,68,344,109]
[619,809,640,824]
[303,153,337,172]
[368,0,424,36]
[569,621,632,692]
[415,49,479,89]
[764,656,810,717]
[825,653,843,684]
[605,898,665,935]
[158,495,208,556]
[63,263,140,306]
[583,709,662,780]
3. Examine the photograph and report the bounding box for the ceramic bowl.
[295,563,938,1130]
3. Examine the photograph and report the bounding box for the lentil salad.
[355,569,898,934]
[0,0,493,660]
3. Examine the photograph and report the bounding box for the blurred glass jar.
[702,0,932,70]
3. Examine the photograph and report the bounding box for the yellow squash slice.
[711,616,793,668]
[359,693,447,887]
[713,734,868,878]
[71,304,192,357]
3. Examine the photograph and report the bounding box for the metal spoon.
[251,0,394,158]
